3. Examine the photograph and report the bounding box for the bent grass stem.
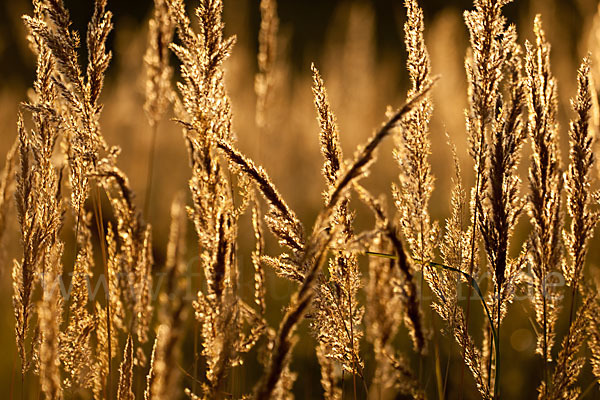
[363,251,500,399]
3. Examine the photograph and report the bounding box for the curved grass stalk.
[364,251,500,398]
[577,379,599,400]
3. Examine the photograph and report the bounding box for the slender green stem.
[363,251,397,259]
[364,251,500,398]
[425,261,499,399]
[365,252,496,335]
[461,122,486,400]
[426,262,495,335]
[496,282,501,397]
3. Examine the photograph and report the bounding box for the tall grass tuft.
[7,0,600,398]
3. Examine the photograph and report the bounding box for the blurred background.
[1,0,600,398]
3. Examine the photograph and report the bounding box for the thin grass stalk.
[326,77,437,210]
[253,238,331,400]
[143,0,174,217]
[365,251,500,388]
[92,185,112,396]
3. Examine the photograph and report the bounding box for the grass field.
[2,0,600,398]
